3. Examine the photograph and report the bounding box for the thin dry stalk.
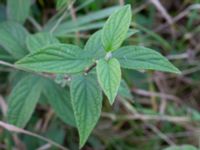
[0,121,69,150]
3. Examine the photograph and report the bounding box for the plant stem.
[85,63,97,74]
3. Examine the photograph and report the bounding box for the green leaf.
[26,32,59,52]
[56,0,68,10]
[113,46,181,74]
[135,23,171,50]
[97,58,121,104]
[16,44,93,74]
[163,145,197,150]
[84,30,106,59]
[0,47,13,61]
[43,79,76,126]
[0,5,6,22]
[83,29,137,60]
[118,80,132,100]
[7,75,42,128]
[102,5,132,52]
[70,73,102,148]
[44,6,120,36]
[7,0,31,23]
[126,29,139,39]
[0,21,29,59]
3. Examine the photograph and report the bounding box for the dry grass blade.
[150,0,173,25]
[102,112,191,123]
[0,121,69,150]
[0,95,7,116]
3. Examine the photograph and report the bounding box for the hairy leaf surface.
[0,22,29,59]
[26,32,59,52]
[113,46,181,74]
[70,74,102,148]
[43,79,76,126]
[97,58,121,104]
[16,44,93,74]
[7,75,42,128]
[102,5,132,52]
[7,0,31,23]
[84,30,106,59]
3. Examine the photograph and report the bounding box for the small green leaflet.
[7,0,31,23]
[97,58,121,104]
[84,30,106,59]
[16,44,93,74]
[26,32,60,52]
[7,75,42,128]
[70,73,102,148]
[43,79,76,126]
[102,5,132,52]
[0,21,29,59]
[113,46,181,74]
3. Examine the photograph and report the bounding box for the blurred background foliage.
[0,0,200,149]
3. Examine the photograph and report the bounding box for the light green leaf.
[113,46,181,74]
[7,0,31,23]
[70,73,102,148]
[16,44,93,74]
[163,145,197,150]
[97,58,121,104]
[43,79,75,126]
[0,21,29,59]
[26,32,60,52]
[84,30,106,59]
[7,75,42,128]
[102,5,132,52]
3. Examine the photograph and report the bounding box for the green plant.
[0,3,181,148]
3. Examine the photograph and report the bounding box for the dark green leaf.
[26,32,59,52]
[0,5,6,22]
[70,73,102,148]
[7,75,42,128]
[0,21,29,59]
[84,30,106,59]
[16,44,93,74]
[0,47,13,61]
[43,79,76,126]
[7,0,31,23]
